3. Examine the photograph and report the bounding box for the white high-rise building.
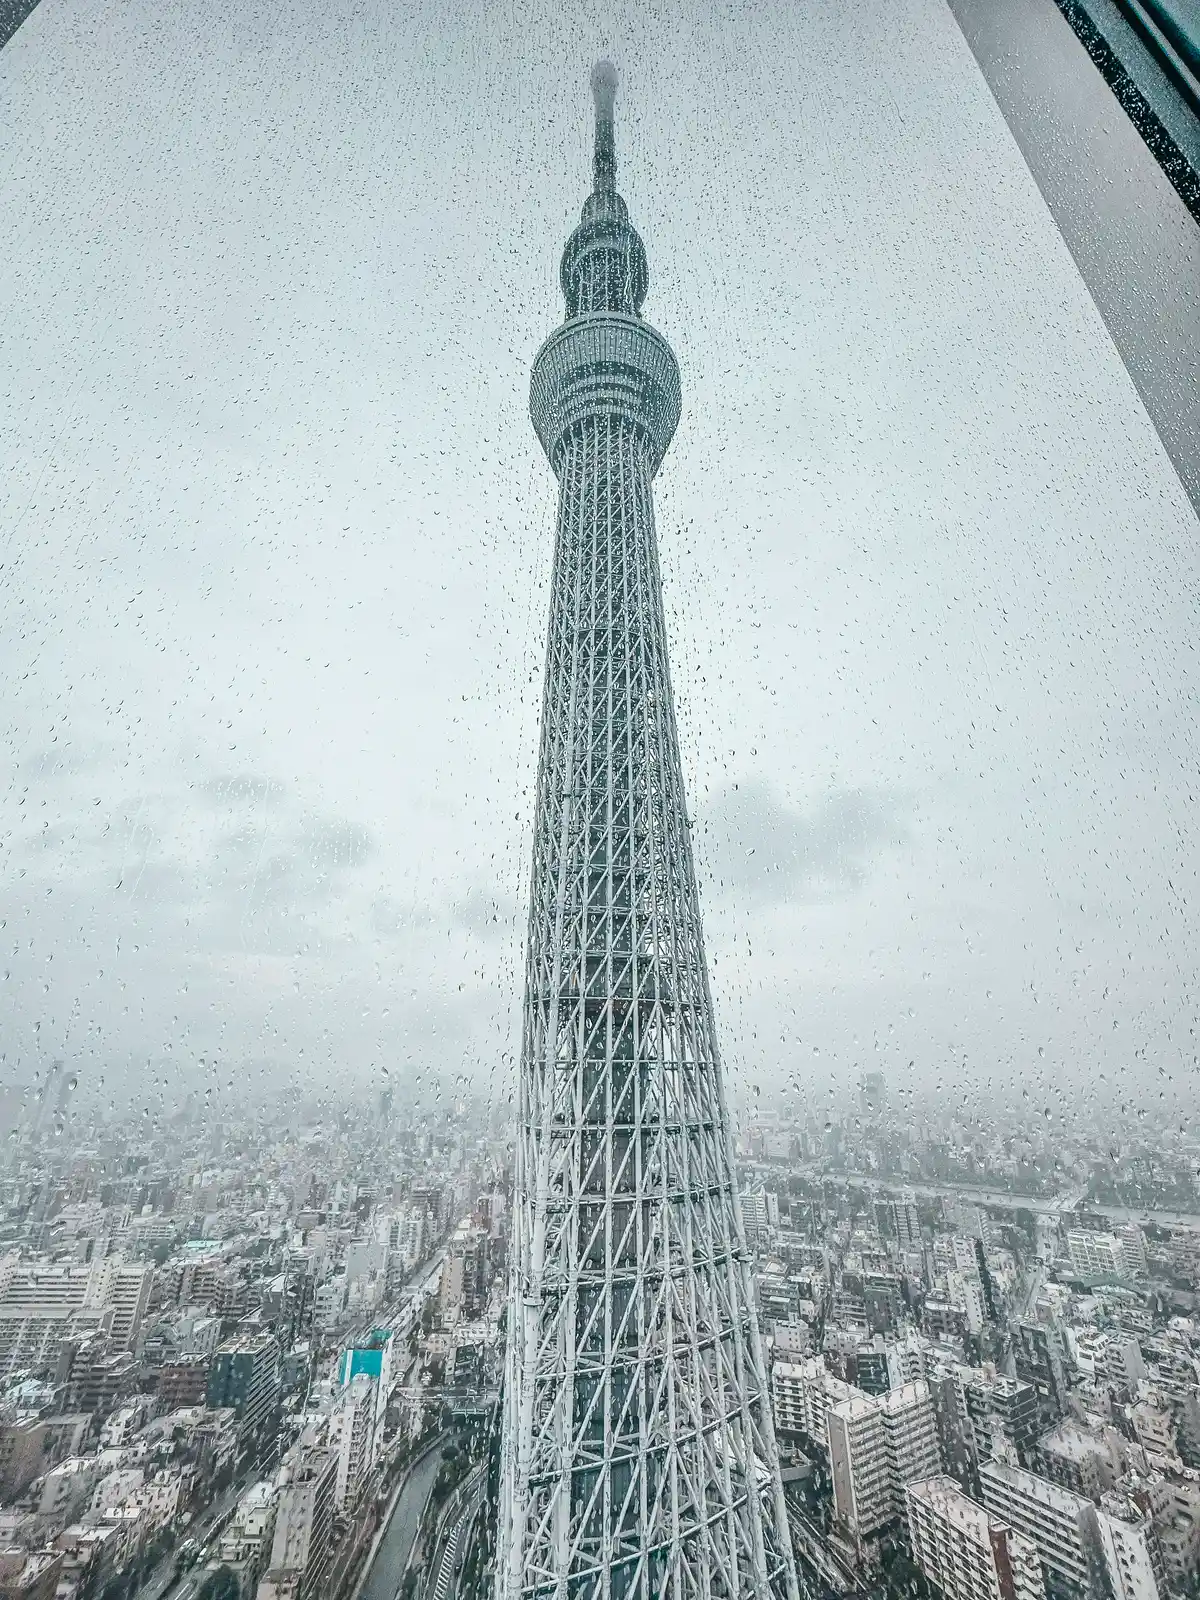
[979,1461,1098,1598]
[1097,1499,1164,1600]
[0,1261,95,1376]
[892,1198,921,1251]
[396,1208,424,1271]
[0,1256,153,1377]
[1115,1226,1148,1279]
[907,1476,1047,1600]
[86,1259,154,1351]
[771,1357,855,1455]
[828,1380,942,1545]
[742,1185,771,1248]
[882,1381,943,1491]
[1066,1231,1126,1278]
[328,1376,376,1510]
[830,1392,891,1540]
[881,1335,927,1392]
[261,1447,337,1600]
[312,1277,346,1331]
[953,1236,982,1277]
[946,1271,988,1335]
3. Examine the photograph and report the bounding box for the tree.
[197,1566,241,1600]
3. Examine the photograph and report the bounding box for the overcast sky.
[2,0,1198,1130]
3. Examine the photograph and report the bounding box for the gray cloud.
[450,886,523,943]
[3,0,1197,1107]
[370,895,436,940]
[698,780,910,908]
[194,774,288,810]
[6,776,378,950]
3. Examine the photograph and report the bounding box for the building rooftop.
[981,1459,1092,1517]
[879,1381,929,1414]
[907,1474,997,1539]
[829,1391,880,1422]
[1040,1420,1108,1462]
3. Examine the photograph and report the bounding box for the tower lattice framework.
[498,62,800,1600]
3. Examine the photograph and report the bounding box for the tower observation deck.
[497,62,800,1600]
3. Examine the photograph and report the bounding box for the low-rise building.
[36,1455,104,1528]
[1037,1421,1122,1502]
[0,1547,64,1600]
[217,1481,278,1597]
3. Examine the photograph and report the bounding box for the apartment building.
[979,1461,1098,1600]
[771,1357,855,1456]
[907,1475,1046,1600]
[829,1380,942,1546]
[259,1447,337,1600]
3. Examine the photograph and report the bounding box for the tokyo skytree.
[497,62,800,1600]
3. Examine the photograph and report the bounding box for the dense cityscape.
[0,1077,1198,1600]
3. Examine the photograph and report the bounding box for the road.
[428,1467,484,1600]
[358,1446,444,1600]
[136,1470,257,1600]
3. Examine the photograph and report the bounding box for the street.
[135,1470,256,1600]
[427,1466,484,1600]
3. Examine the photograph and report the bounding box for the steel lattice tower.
[498,62,800,1600]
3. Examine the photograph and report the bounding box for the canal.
[359,1445,444,1600]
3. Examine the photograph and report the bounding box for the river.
[758,1164,1200,1229]
[358,1446,444,1600]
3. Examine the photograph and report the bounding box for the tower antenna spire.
[590,59,617,195]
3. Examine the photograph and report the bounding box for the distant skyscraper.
[29,1058,65,1143]
[859,1070,886,1116]
[497,62,798,1600]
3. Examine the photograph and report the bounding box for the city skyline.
[3,1050,1200,1600]
[3,0,1200,1122]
